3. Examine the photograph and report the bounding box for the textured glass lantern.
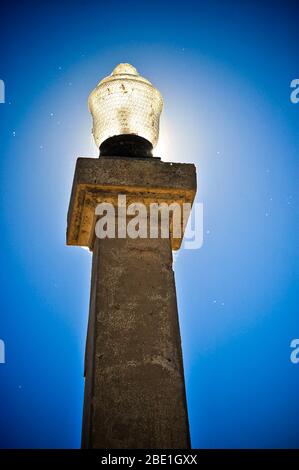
[88,63,163,156]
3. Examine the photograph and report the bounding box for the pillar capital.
[67,156,197,250]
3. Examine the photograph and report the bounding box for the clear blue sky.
[0,0,298,448]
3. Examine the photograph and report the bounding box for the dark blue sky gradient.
[0,0,298,448]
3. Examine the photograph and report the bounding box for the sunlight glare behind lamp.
[88,63,163,157]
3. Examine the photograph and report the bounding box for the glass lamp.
[88,63,163,157]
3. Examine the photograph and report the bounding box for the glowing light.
[155,117,172,161]
[88,63,163,148]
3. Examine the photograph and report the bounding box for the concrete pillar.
[82,233,190,448]
[67,156,196,449]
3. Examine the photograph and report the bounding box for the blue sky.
[0,0,298,448]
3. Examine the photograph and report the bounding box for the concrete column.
[67,156,196,449]
[82,233,190,449]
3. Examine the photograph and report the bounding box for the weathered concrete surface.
[82,234,190,449]
[67,156,196,250]
[67,155,197,449]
